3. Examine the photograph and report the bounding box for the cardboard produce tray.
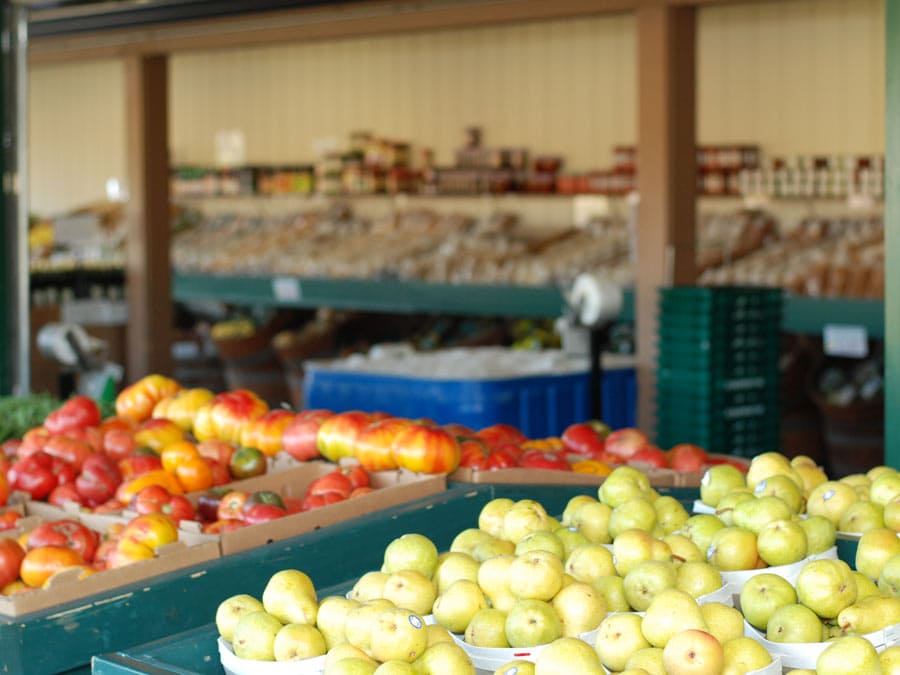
[184,461,446,555]
[0,507,220,617]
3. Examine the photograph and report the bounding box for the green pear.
[714,492,756,527]
[569,501,613,544]
[534,636,605,674]
[262,569,318,625]
[232,610,283,661]
[675,560,722,598]
[478,498,516,539]
[216,593,265,643]
[504,599,562,648]
[464,608,508,647]
[382,570,436,616]
[680,514,726,553]
[503,500,553,544]
[700,464,747,507]
[837,596,900,634]
[700,602,744,644]
[316,596,359,650]
[554,526,589,558]
[662,534,704,564]
[839,500,885,534]
[599,466,652,508]
[425,623,453,647]
[345,599,394,654]
[551,581,607,637]
[565,543,615,584]
[800,515,837,554]
[807,481,859,527]
[368,608,428,663]
[623,560,677,611]
[515,531,566,559]
[796,559,858,619]
[349,571,389,602]
[754,474,804,513]
[816,636,882,675]
[409,640,474,674]
[722,636,772,672]
[609,497,658,538]
[624,646,665,675]
[508,550,565,601]
[766,603,823,643]
[745,452,793,489]
[756,518,808,566]
[324,658,379,675]
[613,529,667,576]
[591,574,630,612]
[433,551,480,593]
[653,496,689,534]
[732,495,793,534]
[324,643,375,668]
[373,661,416,675]
[273,623,327,661]
[594,612,650,672]
[382,533,439,578]
[879,645,900,675]
[739,573,797,631]
[852,570,881,600]
[640,588,707,648]
[432,579,487,634]
[857,528,900,581]
[561,495,597,525]
[879,552,900,596]
[871,472,900,507]
[450,528,494,556]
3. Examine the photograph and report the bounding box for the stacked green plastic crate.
[656,286,783,457]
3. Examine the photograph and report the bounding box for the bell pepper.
[239,409,295,457]
[152,388,215,433]
[26,519,100,562]
[44,396,101,436]
[217,491,248,521]
[115,470,184,505]
[75,453,122,506]
[118,454,163,479]
[115,374,182,423]
[242,503,286,525]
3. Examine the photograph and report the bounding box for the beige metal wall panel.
[698,0,885,155]
[29,59,126,215]
[168,15,637,170]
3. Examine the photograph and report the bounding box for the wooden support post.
[125,54,172,379]
[885,0,899,469]
[635,2,697,437]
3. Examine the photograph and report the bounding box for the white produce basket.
[452,626,600,671]
[218,637,326,675]
[742,619,900,670]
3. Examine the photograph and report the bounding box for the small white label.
[823,324,868,358]
[408,615,423,629]
[754,480,767,495]
[214,129,246,167]
[823,489,836,501]
[272,277,301,302]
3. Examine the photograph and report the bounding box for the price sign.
[823,324,868,358]
[272,277,301,303]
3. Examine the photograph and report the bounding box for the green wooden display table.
[89,483,699,675]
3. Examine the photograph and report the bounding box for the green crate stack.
[656,286,783,457]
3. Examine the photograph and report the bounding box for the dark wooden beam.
[635,1,697,437]
[124,54,172,380]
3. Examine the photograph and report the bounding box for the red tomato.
[283,497,304,515]
[102,429,137,462]
[48,483,87,508]
[18,427,50,458]
[629,445,669,469]
[242,503,287,525]
[75,453,122,506]
[0,511,21,531]
[0,538,25,587]
[340,463,370,490]
[44,396,101,436]
[197,440,235,466]
[458,438,489,469]
[204,457,231,486]
[561,423,607,458]
[475,424,528,450]
[604,428,650,460]
[391,424,461,474]
[442,423,475,437]
[216,491,249,521]
[306,471,353,499]
[131,484,173,515]
[301,491,346,511]
[667,444,708,472]
[518,450,572,471]
[42,435,93,472]
[485,448,518,470]
[65,426,104,453]
[162,495,196,525]
[349,486,375,498]
[26,519,100,562]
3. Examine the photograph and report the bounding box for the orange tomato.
[115,375,182,423]
[20,546,85,587]
[173,457,214,492]
[160,440,201,473]
[391,423,461,474]
[152,388,215,433]
[105,537,155,569]
[239,409,295,457]
[2,579,30,595]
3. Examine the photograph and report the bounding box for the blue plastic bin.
[304,359,636,436]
